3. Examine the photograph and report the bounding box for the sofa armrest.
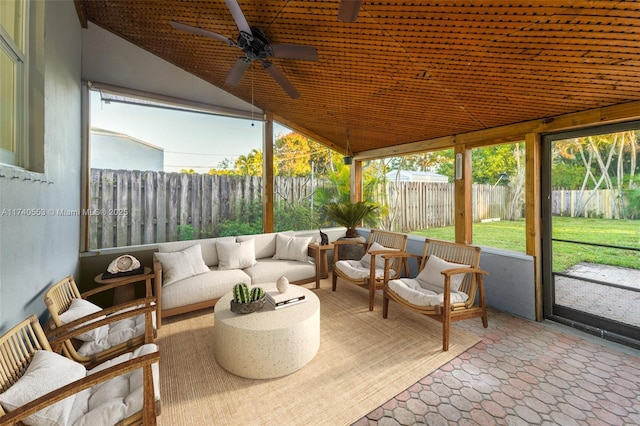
[152,254,164,328]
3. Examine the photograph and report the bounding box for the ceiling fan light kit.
[170,0,318,99]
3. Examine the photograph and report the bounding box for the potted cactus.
[230,283,266,314]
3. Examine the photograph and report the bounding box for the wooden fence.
[89,169,515,249]
[380,183,511,232]
[91,169,625,249]
[551,189,619,219]
[89,170,321,249]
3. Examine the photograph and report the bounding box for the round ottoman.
[213,283,320,379]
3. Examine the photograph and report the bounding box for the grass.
[412,217,640,272]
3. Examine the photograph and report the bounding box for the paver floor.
[353,308,640,425]
[555,263,640,327]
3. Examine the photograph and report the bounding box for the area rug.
[156,280,480,426]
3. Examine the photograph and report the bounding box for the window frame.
[0,0,28,168]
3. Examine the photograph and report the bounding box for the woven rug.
[156,279,480,426]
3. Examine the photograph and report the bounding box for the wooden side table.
[308,243,334,288]
[94,267,154,305]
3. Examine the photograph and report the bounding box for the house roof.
[74,1,640,157]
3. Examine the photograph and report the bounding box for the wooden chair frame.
[44,275,156,368]
[332,229,409,311]
[382,238,489,351]
[0,315,159,426]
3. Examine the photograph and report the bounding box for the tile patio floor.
[352,307,640,425]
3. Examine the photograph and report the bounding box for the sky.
[89,90,291,173]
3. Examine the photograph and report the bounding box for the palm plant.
[325,201,379,237]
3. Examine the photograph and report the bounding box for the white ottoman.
[213,283,320,379]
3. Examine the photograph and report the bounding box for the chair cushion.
[272,234,312,262]
[0,350,86,426]
[359,242,399,268]
[217,239,257,270]
[76,308,155,357]
[334,259,393,280]
[155,244,210,286]
[416,255,468,293]
[58,298,108,342]
[388,279,469,307]
[69,344,160,426]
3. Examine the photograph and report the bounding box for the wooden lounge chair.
[0,315,159,425]
[44,275,156,368]
[382,238,489,351]
[332,229,408,310]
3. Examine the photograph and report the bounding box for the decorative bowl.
[230,296,266,314]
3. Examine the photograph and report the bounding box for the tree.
[274,132,333,178]
[235,149,263,176]
[553,131,640,218]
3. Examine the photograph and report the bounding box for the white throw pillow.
[272,234,312,262]
[415,255,468,293]
[58,298,108,342]
[217,239,257,270]
[154,244,210,286]
[0,350,86,426]
[360,242,398,268]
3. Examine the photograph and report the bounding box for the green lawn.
[412,217,640,272]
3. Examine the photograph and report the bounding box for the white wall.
[0,0,82,332]
[81,22,258,115]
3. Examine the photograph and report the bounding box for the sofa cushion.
[237,231,294,259]
[416,255,468,293]
[244,258,316,284]
[217,239,257,270]
[273,234,312,262]
[58,298,108,342]
[157,237,235,267]
[155,244,210,286]
[161,269,251,310]
[0,350,86,426]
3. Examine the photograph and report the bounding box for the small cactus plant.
[232,283,264,303]
[250,287,264,301]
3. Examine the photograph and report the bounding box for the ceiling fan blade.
[262,62,300,99]
[269,44,318,61]
[225,0,252,36]
[170,20,234,46]
[225,58,251,86]
[337,0,362,22]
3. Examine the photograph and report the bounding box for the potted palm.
[325,201,379,238]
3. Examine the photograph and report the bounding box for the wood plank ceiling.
[75,1,640,157]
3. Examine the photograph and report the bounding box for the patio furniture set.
[0,229,488,425]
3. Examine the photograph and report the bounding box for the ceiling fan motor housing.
[237,27,271,61]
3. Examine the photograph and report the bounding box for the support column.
[351,159,363,203]
[525,133,543,321]
[454,145,472,244]
[263,113,274,233]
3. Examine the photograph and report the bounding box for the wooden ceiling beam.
[356,100,640,160]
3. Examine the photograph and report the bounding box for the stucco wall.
[0,0,82,332]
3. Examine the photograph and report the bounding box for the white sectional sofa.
[153,231,318,326]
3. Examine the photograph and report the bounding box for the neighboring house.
[386,170,449,183]
[90,128,164,171]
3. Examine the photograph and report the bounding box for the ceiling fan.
[338,0,362,22]
[170,0,318,99]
